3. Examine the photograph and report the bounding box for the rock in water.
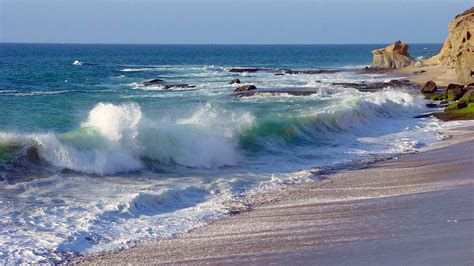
[233,85,257,92]
[229,79,241,84]
[229,68,265,73]
[371,41,415,69]
[162,84,196,90]
[421,81,437,93]
[425,8,474,85]
[444,84,466,101]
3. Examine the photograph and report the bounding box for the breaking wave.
[0,89,426,176]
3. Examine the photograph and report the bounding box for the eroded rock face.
[425,8,474,84]
[371,41,415,69]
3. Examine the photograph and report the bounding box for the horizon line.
[0,41,444,46]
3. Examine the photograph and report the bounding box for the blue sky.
[1,0,472,44]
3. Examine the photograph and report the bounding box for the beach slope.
[74,125,474,265]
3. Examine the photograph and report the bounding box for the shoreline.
[72,106,474,264]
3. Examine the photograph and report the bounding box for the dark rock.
[415,113,435,118]
[233,85,257,92]
[426,103,438,108]
[332,82,368,89]
[232,89,319,98]
[413,70,427,75]
[457,101,468,109]
[229,68,267,73]
[356,67,390,74]
[332,79,413,92]
[229,79,241,84]
[420,80,437,93]
[162,84,196,90]
[275,73,285,76]
[143,78,163,86]
[444,83,465,100]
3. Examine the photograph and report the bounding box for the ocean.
[0,43,444,263]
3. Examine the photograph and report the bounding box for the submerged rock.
[420,81,437,93]
[371,41,415,69]
[233,85,257,92]
[229,79,241,84]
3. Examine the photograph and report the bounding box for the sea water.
[0,43,444,263]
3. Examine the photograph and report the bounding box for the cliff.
[425,7,474,85]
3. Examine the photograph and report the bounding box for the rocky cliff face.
[426,7,474,85]
[371,41,415,69]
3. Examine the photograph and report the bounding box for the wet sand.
[74,125,474,265]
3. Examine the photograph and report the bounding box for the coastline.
[72,74,474,265]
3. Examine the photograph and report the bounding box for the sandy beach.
[73,118,474,265]
[394,64,459,86]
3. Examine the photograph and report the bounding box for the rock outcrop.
[425,7,474,85]
[443,84,466,101]
[371,41,415,69]
[420,81,437,93]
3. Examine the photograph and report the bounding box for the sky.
[0,0,472,44]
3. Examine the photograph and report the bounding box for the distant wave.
[0,90,70,96]
[120,68,161,72]
[0,90,69,96]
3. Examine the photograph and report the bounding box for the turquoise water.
[0,43,443,263]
